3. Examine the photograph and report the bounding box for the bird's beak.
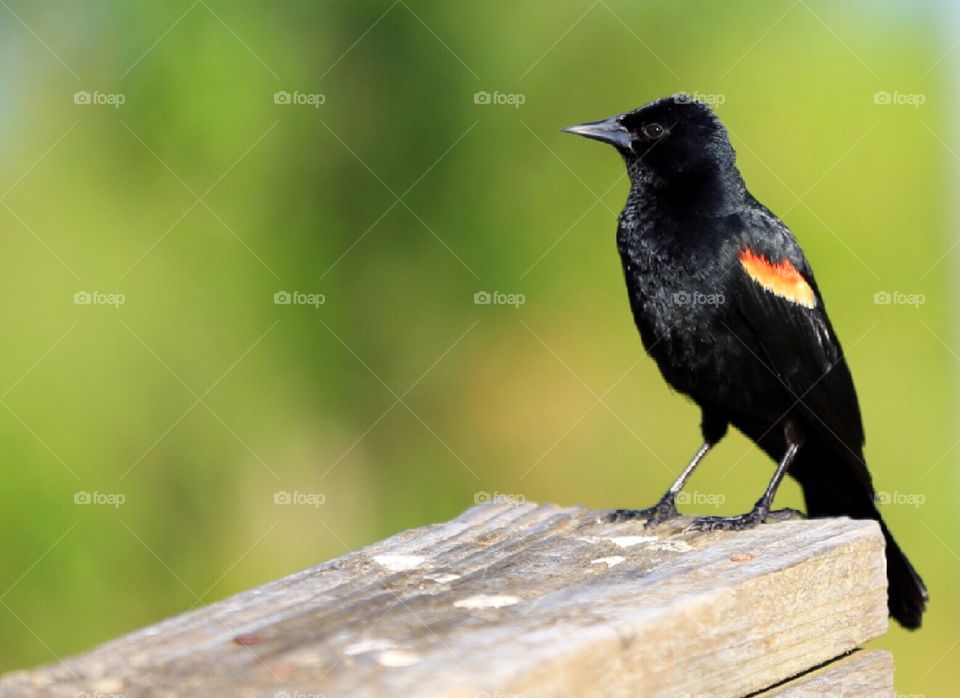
[562,115,631,149]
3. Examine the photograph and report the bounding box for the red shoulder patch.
[738,249,817,309]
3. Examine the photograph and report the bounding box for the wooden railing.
[0,502,893,697]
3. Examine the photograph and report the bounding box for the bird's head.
[563,94,737,184]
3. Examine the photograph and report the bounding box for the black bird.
[564,94,927,629]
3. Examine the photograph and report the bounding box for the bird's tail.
[792,448,928,629]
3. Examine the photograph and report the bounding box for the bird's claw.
[606,499,679,528]
[686,507,766,532]
[765,507,806,522]
[686,506,804,531]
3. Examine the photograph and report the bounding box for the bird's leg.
[688,424,804,532]
[607,441,712,526]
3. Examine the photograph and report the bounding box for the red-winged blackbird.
[564,94,927,629]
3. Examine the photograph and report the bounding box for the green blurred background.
[0,0,957,692]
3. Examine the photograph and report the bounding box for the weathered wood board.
[0,502,890,697]
[759,649,893,697]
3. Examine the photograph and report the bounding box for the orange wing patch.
[739,249,817,309]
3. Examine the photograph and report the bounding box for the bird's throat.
[627,161,746,220]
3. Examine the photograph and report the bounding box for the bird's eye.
[642,123,665,139]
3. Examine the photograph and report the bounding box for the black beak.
[562,115,631,149]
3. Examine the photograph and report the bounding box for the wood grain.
[0,502,890,697]
[759,649,893,697]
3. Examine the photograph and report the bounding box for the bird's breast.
[618,232,746,401]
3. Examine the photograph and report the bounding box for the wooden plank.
[0,502,889,698]
[758,649,893,697]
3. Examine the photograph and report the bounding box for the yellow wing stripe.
[739,249,817,309]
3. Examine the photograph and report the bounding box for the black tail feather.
[877,518,928,629]
[793,450,928,629]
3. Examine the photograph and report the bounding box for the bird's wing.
[726,216,870,488]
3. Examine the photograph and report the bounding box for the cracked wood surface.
[0,502,890,697]
[760,649,893,697]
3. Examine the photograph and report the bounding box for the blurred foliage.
[0,0,957,693]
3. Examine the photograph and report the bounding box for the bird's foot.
[606,497,679,528]
[765,507,806,522]
[686,506,767,532]
[685,505,805,531]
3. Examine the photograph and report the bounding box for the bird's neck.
[627,161,746,220]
